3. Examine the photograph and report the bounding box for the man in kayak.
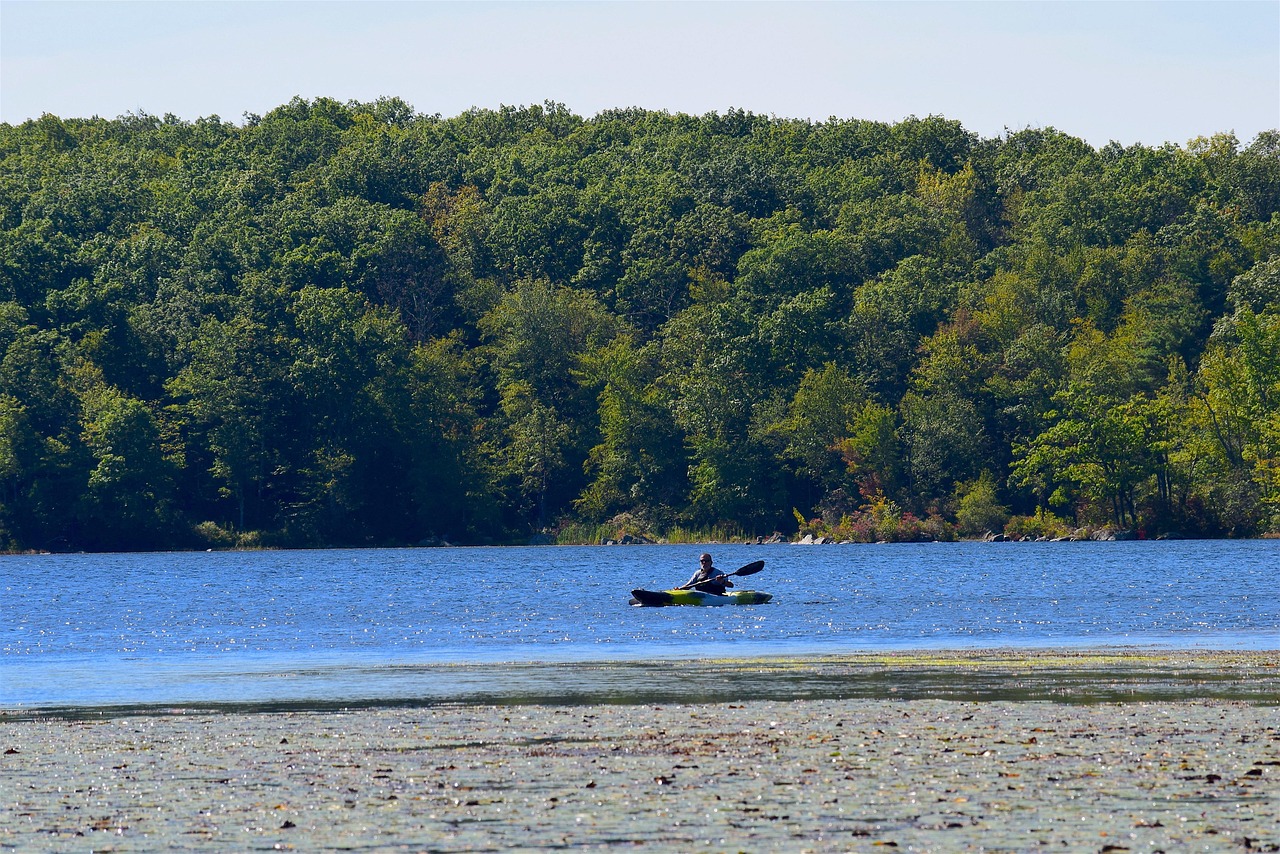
[684,553,734,595]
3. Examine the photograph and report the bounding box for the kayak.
[629,588,773,607]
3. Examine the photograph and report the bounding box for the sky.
[2,1,1277,148]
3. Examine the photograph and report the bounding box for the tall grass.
[553,522,612,545]
[660,524,752,544]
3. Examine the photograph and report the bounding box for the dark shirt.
[685,566,733,594]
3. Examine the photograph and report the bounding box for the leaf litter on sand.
[2,697,1279,851]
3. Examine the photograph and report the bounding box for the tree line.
[1,97,1277,551]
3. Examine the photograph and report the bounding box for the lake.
[2,541,1277,711]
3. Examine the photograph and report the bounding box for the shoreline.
[4,649,1279,850]
[6,531,1280,555]
[7,647,1280,719]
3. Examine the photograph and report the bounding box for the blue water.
[2,541,1277,710]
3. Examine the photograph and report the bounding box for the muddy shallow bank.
[14,647,1280,716]
[3,650,1279,852]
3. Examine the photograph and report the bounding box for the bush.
[955,472,1009,537]
[794,490,954,542]
[1004,508,1073,540]
[192,521,236,549]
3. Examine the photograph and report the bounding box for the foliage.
[0,101,1277,550]
[955,471,1010,537]
[1003,508,1074,540]
[795,485,956,543]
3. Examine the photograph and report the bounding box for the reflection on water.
[2,541,1278,710]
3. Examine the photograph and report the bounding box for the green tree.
[955,471,1010,537]
[0,394,38,547]
[773,362,866,490]
[480,277,618,413]
[166,313,283,533]
[282,286,419,543]
[1195,306,1280,531]
[1010,322,1169,528]
[480,279,620,528]
[659,293,785,529]
[497,383,572,529]
[2,103,1277,548]
[576,336,687,526]
[77,383,179,549]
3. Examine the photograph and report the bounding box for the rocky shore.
[4,650,1278,852]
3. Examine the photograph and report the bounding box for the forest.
[1,97,1278,551]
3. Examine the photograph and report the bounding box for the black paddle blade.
[731,559,765,577]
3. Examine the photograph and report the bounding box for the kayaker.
[684,553,734,595]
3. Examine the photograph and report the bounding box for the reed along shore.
[3,649,1279,852]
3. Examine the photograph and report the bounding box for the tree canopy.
[2,99,1277,550]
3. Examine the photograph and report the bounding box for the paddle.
[675,559,765,591]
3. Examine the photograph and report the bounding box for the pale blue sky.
[2,1,1277,148]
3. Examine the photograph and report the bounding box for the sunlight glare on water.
[2,541,1277,709]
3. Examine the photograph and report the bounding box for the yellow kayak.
[629,588,773,607]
